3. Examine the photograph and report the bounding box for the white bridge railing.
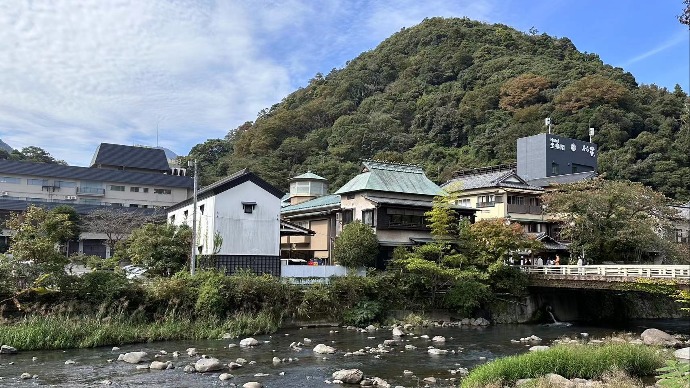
[517,265,690,280]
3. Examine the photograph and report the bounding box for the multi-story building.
[0,143,193,257]
[281,161,476,268]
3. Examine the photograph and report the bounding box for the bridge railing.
[517,265,690,280]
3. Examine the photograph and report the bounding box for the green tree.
[466,219,542,268]
[333,221,379,268]
[10,146,67,165]
[48,205,81,245]
[542,178,678,263]
[5,205,72,271]
[117,223,192,276]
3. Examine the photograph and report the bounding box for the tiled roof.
[90,143,170,171]
[526,171,597,187]
[0,159,193,188]
[443,169,542,191]
[166,169,284,212]
[281,194,341,214]
[334,161,443,196]
[290,171,327,181]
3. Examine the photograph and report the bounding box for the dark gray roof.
[90,143,170,171]
[166,169,284,212]
[525,171,597,187]
[0,198,160,216]
[0,159,192,188]
[443,169,543,191]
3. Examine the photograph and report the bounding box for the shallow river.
[0,319,687,387]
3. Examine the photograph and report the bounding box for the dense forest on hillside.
[185,17,690,201]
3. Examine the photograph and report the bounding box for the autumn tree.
[554,75,631,113]
[499,73,551,111]
[82,208,162,253]
[542,178,679,263]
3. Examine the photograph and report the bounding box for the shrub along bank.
[0,265,530,350]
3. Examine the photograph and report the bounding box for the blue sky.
[0,0,687,166]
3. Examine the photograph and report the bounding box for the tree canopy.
[184,17,688,202]
[333,221,379,268]
[542,177,682,263]
[0,146,67,165]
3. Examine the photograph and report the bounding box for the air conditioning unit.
[1,191,8,196]
[66,195,77,200]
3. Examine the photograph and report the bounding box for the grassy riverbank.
[0,311,280,351]
[461,343,666,388]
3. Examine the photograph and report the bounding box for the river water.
[0,319,687,387]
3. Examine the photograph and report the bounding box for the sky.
[0,0,688,166]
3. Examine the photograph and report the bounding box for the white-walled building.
[166,169,284,275]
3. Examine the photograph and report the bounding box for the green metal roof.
[281,194,341,214]
[290,171,327,181]
[334,161,443,196]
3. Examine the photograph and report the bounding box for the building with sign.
[517,133,597,181]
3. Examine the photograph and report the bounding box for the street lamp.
[189,159,198,275]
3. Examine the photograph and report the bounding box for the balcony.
[77,187,105,196]
[507,203,543,215]
[476,201,495,208]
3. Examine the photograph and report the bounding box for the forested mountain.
[186,17,690,201]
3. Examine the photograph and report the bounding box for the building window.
[529,197,540,207]
[507,195,524,205]
[55,181,76,188]
[242,202,256,214]
[130,187,140,192]
[0,177,20,184]
[143,188,149,193]
[154,188,171,194]
[129,204,140,208]
[81,198,101,205]
[109,202,123,207]
[294,220,310,229]
[110,185,125,191]
[528,223,541,233]
[199,204,205,214]
[170,215,175,224]
[477,194,495,208]
[551,163,560,175]
[341,209,353,224]
[362,209,375,226]
[456,198,471,207]
[183,210,189,218]
[28,178,48,186]
[387,208,425,227]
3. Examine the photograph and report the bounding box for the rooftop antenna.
[544,118,552,134]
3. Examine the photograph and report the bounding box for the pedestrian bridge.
[517,265,690,290]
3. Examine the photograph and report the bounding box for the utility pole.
[190,159,198,275]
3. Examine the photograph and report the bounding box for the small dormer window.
[199,204,205,215]
[242,202,256,214]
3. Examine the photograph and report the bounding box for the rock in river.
[0,345,17,354]
[332,369,364,384]
[122,352,148,364]
[675,347,690,360]
[240,337,260,347]
[392,327,405,337]
[243,383,263,388]
[195,357,223,373]
[641,328,681,347]
[313,344,336,354]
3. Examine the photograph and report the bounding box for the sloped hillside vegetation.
[186,17,689,201]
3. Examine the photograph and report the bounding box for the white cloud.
[621,29,689,67]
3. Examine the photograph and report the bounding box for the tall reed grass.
[0,311,282,350]
[461,343,666,388]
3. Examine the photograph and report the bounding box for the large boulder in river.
[240,337,259,347]
[195,357,223,373]
[392,327,405,337]
[641,328,681,347]
[313,344,336,354]
[122,352,148,364]
[149,361,169,370]
[332,369,364,384]
[0,345,17,354]
[243,383,263,388]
